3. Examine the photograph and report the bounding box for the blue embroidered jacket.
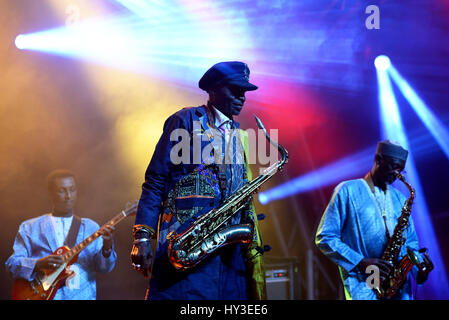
[135,105,260,299]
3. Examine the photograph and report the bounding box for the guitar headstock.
[123,200,139,217]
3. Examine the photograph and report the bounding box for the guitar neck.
[64,210,129,261]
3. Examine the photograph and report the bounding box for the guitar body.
[12,246,78,300]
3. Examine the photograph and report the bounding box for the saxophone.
[166,116,288,271]
[375,172,421,298]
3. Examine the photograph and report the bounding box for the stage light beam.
[258,113,449,206]
[376,57,449,300]
[13,1,256,87]
[258,147,373,205]
[388,66,449,161]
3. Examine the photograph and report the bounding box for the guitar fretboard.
[63,208,132,262]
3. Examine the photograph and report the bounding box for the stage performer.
[5,169,116,300]
[315,140,433,300]
[130,61,267,300]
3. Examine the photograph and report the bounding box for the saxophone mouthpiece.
[396,172,404,180]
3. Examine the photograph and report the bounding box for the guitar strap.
[64,215,82,248]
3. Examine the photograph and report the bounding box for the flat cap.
[199,61,258,92]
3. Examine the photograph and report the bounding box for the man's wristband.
[132,224,156,240]
[133,238,150,245]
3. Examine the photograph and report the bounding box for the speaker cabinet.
[265,257,300,300]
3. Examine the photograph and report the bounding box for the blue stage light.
[376,58,449,299]
[11,15,142,64]
[376,59,402,141]
[374,55,391,71]
[259,193,269,205]
[114,0,179,24]
[13,1,255,86]
[258,147,373,204]
[257,118,446,206]
[388,66,449,160]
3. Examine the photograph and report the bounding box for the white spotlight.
[374,55,391,71]
[15,34,26,50]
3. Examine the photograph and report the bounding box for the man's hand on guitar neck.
[101,224,116,258]
[34,255,65,273]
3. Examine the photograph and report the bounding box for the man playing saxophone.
[315,140,433,299]
[130,62,267,300]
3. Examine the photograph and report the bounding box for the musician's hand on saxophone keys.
[417,248,434,284]
[357,257,393,282]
